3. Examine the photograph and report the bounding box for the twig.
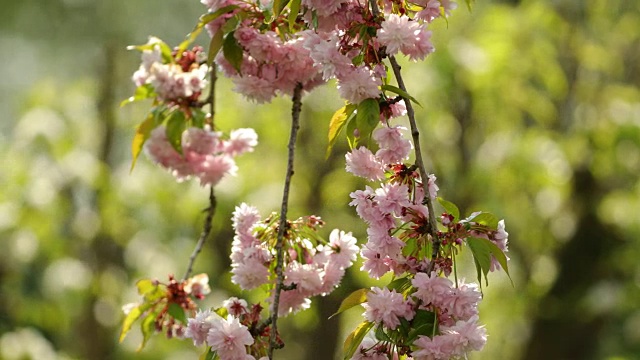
[208,64,217,127]
[268,83,304,359]
[388,55,441,273]
[182,186,217,282]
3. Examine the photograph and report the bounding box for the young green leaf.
[208,29,225,65]
[130,113,158,172]
[121,84,156,107]
[387,277,412,294]
[138,307,162,351]
[467,212,499,229]
[165,110,187,154]
[119,302,152,343]
[374,325,392,342]
[214,306,229,319]
[168,302,188,324]
[223,31,244,74]
[329,288,369,319]
[272,0,291,19]
[199,347,216,360]
[288,0,301,30]
[467,237,513,286]
[437,197,460,221]
[355,98,381,145]
[381,84,422,107]
[326,103,356,158]
[343,321,374,360]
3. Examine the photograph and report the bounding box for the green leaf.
[354,98,381,146]
[223,31,244,74]
[165,111,187,154]
[168,303,187,324]
[121,84,156,107]
[466,212,499,229]
[387,277,412,294]
[326,104,356,158]
[214,306,228,319]
[207,29,225,65]
[272,0,291,19]
[374,325,392,342]
[136,279,167,302]
[199,5,240,28]
[467,237,513,286]
[138,307,161,351]
[402,237,418,257]
[200,347,216,360]
[130,113,157,172]
[465,0,475,11]
[437,197,460,221]
[119,302,151,343]
[407,309,437,342]
[380,84,422,107]
[343,321,374,360]
[329,288,369,319]
[288,0,301,29]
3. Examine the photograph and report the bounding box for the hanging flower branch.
[118,0,512,359]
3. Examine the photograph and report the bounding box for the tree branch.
[182,186,217,282]
[268,83,304,359]
[388,55,441,273]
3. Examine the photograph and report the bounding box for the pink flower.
[415,0,442,23]
[225,128,258,156]
[302,0,348,17]
[183,127,221,155]
[207,316,254,359]
[402,27,435,61]
[195,154,237,186]
[305,33,352,79]
[223,297,249,316]
[346,147,385,181]
[427,174,439,199]
[185,273,211,299]
[366,225,404,257]
[362,287,415,330]
[284,262,324,294]
[232,203,261,235]
[327,229,359,269]
[374,182,410,215]
[185,309,215,346]
[441,281,481,321]
[443,315,487,352]
[231,261,270,290]
[276,288,312,315]
[232,75,277,103]
[377,15,422,56]
[373,126,412,164]
[411,272,453,307]
[352,338,388,360]
[361,245,390,279]
[412,334,456,360]
[337,66,381,104]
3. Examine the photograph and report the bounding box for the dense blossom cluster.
[200,0,454,104]
[343,121,509,359]
[132,38,209,104]
[145,126,257,186]
[355,275,486,360]
[230,203,359,315]
[185,298,271,360]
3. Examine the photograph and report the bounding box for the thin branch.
[183,186,217,282]
[388,55,441,273]
[268,83,304,359]
[208,64,217,127]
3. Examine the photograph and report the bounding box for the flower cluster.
[200,0,454,105]
[351,274,485,360]
[185,298,272,360]
[145,126,257,186]
[121,274,211,342]
[230,203,359,315]
[132,37,208,105]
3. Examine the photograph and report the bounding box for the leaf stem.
[387,55,441,273]
[268,83,304,358]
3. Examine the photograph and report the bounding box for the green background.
[1,0,639,359]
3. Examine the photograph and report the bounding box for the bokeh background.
[2,0,640,359]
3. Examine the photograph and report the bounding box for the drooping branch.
[183,186,217,281]
[388,55,441,273]
[182,65,219,282]
[268,83,304,359]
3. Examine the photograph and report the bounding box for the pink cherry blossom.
[345,147,385,181]
[411,272,453,307]
[377,15,423,56]
[337,66,381,104]
[362,287,414,330]
[207,316,254,359]
[327,229,359,269]
[185,309,215,346]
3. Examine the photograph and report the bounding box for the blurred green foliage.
[1,0,639,359]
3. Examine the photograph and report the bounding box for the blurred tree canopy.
[1,0,639,359]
